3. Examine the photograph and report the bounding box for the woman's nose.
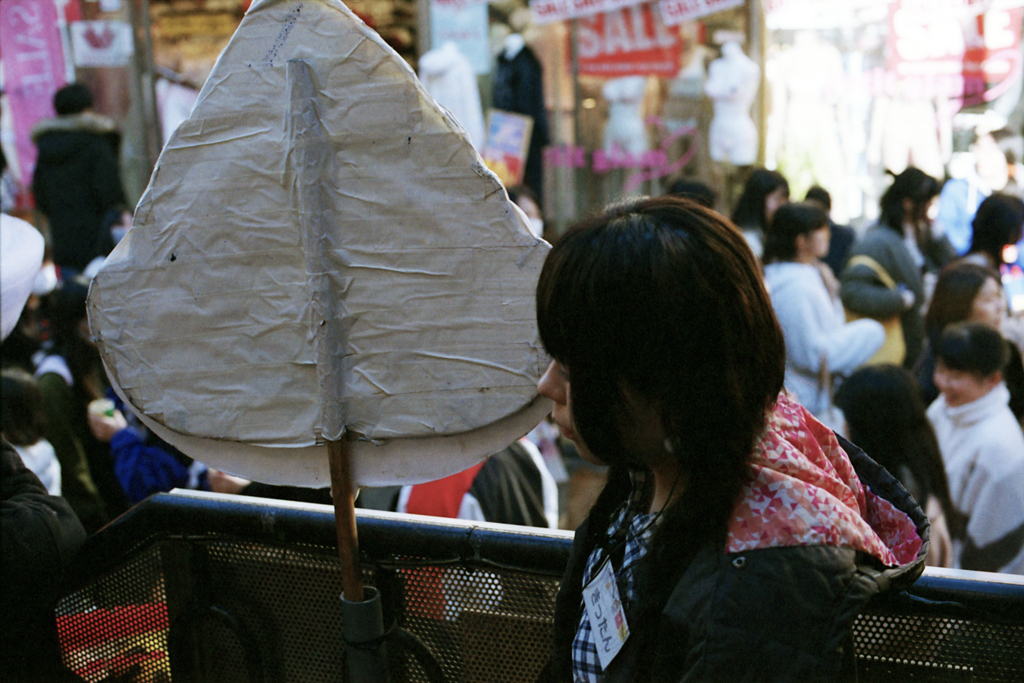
[537,361,567,404]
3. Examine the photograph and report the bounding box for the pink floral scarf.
[726,393,922,566]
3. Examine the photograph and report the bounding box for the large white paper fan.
[88,0,551,488]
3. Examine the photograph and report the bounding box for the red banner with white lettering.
[0,0,68,193]
[887,0,1023,107]
[577,4,681,77]
[658,0,744,27]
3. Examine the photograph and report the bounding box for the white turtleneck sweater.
[927,382,1024,574]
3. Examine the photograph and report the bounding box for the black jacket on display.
[31,113,127,271]
[494,45,550,201]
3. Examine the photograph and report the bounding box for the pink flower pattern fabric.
[726,393,922,566]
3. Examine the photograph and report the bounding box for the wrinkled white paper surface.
[88,0,551,487]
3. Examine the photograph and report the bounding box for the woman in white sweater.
[927,322,1024,574]
[763,202,885,429]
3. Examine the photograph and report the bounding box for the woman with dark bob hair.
[763,202,884,429]
[536,196,927,683]
[963,193,1024,386]
[730,167,789,260]
[964,192,1024,269]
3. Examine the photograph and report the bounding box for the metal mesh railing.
[57,544,171,682]
[55,492,1024,682]
[853,609,1024,682]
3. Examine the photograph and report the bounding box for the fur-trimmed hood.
[31,111,118,142]
[31,112,121,163]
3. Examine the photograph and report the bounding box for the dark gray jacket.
[542,437,929,683]
[839,224,955,369]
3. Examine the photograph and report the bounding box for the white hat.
[1,213,45,341]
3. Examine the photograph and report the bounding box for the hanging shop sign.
[432,0,490,7]
[0,0,68,188]
[69,20,134,67]
[481,110,534,187]
[530,0,647,26]
[429,1,491,74]
[886,0,1023,107]
[658,0,744,27]
[577,4,681,77]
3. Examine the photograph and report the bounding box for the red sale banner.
[659,0,744,27]
[530,0,646,25]
[886,0,1023,106]
[577,4,681,78]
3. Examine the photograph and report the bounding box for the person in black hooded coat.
[31,82,127,273]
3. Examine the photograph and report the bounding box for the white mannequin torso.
[602,76,649,154]
[703,42,759,165]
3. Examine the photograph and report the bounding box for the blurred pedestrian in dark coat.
[805,185,856,277]
[31,83,127,273]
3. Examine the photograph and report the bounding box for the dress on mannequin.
[602,76,648,155]
[703,41,759,166]
[419,41,486,150]
[769,32,846,201]
[494,35,550,200]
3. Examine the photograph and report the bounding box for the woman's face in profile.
[968,277,1005,331]
[537,360,604,466]
[764,187,789,225]
[537,360,668,468]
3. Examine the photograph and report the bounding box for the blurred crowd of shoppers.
[706,151,1024,576]
[3,80,1024,683]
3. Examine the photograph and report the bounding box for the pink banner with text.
[1,0,68,190]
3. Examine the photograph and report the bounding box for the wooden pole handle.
[328,438,364,602]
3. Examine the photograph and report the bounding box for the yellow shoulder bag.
[843,254,906,366]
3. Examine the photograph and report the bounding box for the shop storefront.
[3,0,1023,238]
[765,0,1024,228]
[491,0,1024,234]
[1,0,144,215]
[429,0,761,235]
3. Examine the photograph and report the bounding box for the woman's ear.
[794,232,809,256]
[983,370,1003,392]
[902,197,915,219]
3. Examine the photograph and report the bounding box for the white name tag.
[584,558,630,670]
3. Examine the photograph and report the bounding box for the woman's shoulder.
[851,225,903,256]
[764,260,814,277]
[976,405,1024,457]
[667,542,863,613]
[658,542,867,681]
[764,262,825,296]
[34,354,73,386]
